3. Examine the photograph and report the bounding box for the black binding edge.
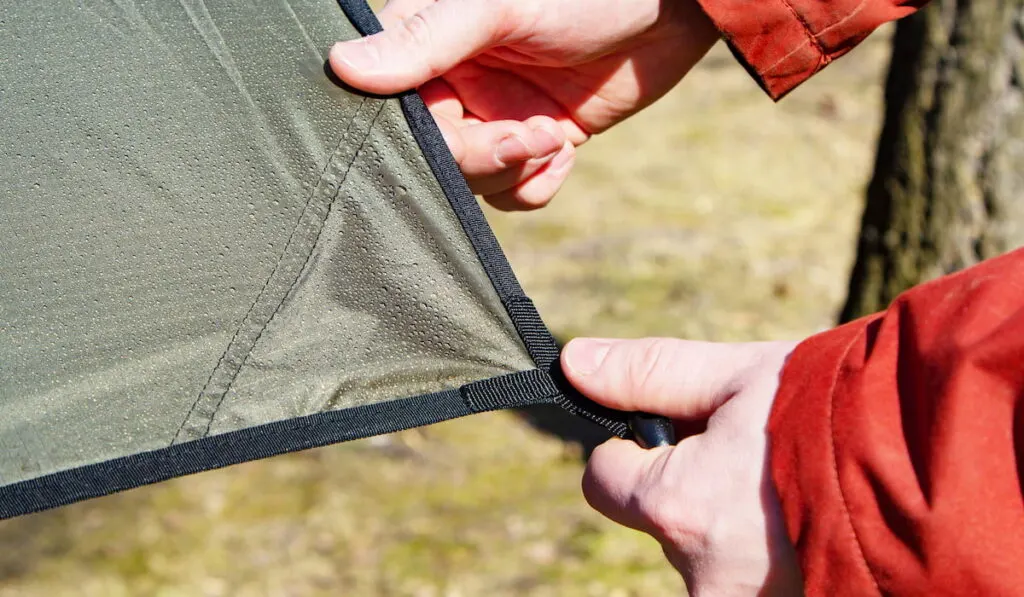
[0,0,629,520]
[0,370,559,519]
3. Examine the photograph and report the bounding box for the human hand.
[561,338,804,596]
[330,0,719,210]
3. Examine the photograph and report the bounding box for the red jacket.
[693,1,1024,594]
[696,0,926,99]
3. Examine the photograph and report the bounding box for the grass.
[0,29,892,597]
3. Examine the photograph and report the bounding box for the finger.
[420,77,569,199]
[443,61,590,145]
[418,77,464,121]
[483,141,574,210]
[330,0,516,94]
[457,117,564,179]
[469,149,559,199]
[458,117,565,191]
[561,338,773,419]
[430,112,565,190]
[431,112,466,164]
[581,437,666,533]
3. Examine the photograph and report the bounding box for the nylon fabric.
[0,0,534,488]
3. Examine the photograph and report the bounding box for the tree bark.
[840,0,1024,322]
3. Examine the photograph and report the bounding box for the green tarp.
[0,0,629,518]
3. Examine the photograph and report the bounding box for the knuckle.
[400,12,433,48]
[637,482,698,542]
[505,0,541,40]
[626,338,674,399]
[399,12,443,79]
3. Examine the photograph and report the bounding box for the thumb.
[562,338,773,419]
[329,0,514,94]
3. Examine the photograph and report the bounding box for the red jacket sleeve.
[694,0,929,99]
[769,248,1024,596]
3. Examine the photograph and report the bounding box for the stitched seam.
[171,100,367,441]
[765,0,871,75]
[827,329,884,595]
[816,0,870,38]
[759,0,828,77]
[171,97,378,443]
[778,0,826,57]
[760,39,815,76]
[194,102,387,438]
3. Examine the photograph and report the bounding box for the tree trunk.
[840,0,1024,322]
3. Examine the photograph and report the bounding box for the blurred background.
[0,26,893,597]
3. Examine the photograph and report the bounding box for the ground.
[0,28,892,597]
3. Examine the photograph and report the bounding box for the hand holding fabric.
[562,337,804,596]
[330,0,719,210]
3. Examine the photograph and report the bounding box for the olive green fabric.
[0,0,534,487]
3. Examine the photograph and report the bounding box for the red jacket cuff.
[693,0,925,99]
[768,248,1024,595]
[768,314,882,593]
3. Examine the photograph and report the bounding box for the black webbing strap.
[461,368,559,412]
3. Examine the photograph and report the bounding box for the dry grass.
[0,29,892,597]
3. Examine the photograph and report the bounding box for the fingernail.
[495,135,531,164]
[566,339,612,376]
[529,126,562,156]
[331,39,379,71]
[549,144,574,172]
